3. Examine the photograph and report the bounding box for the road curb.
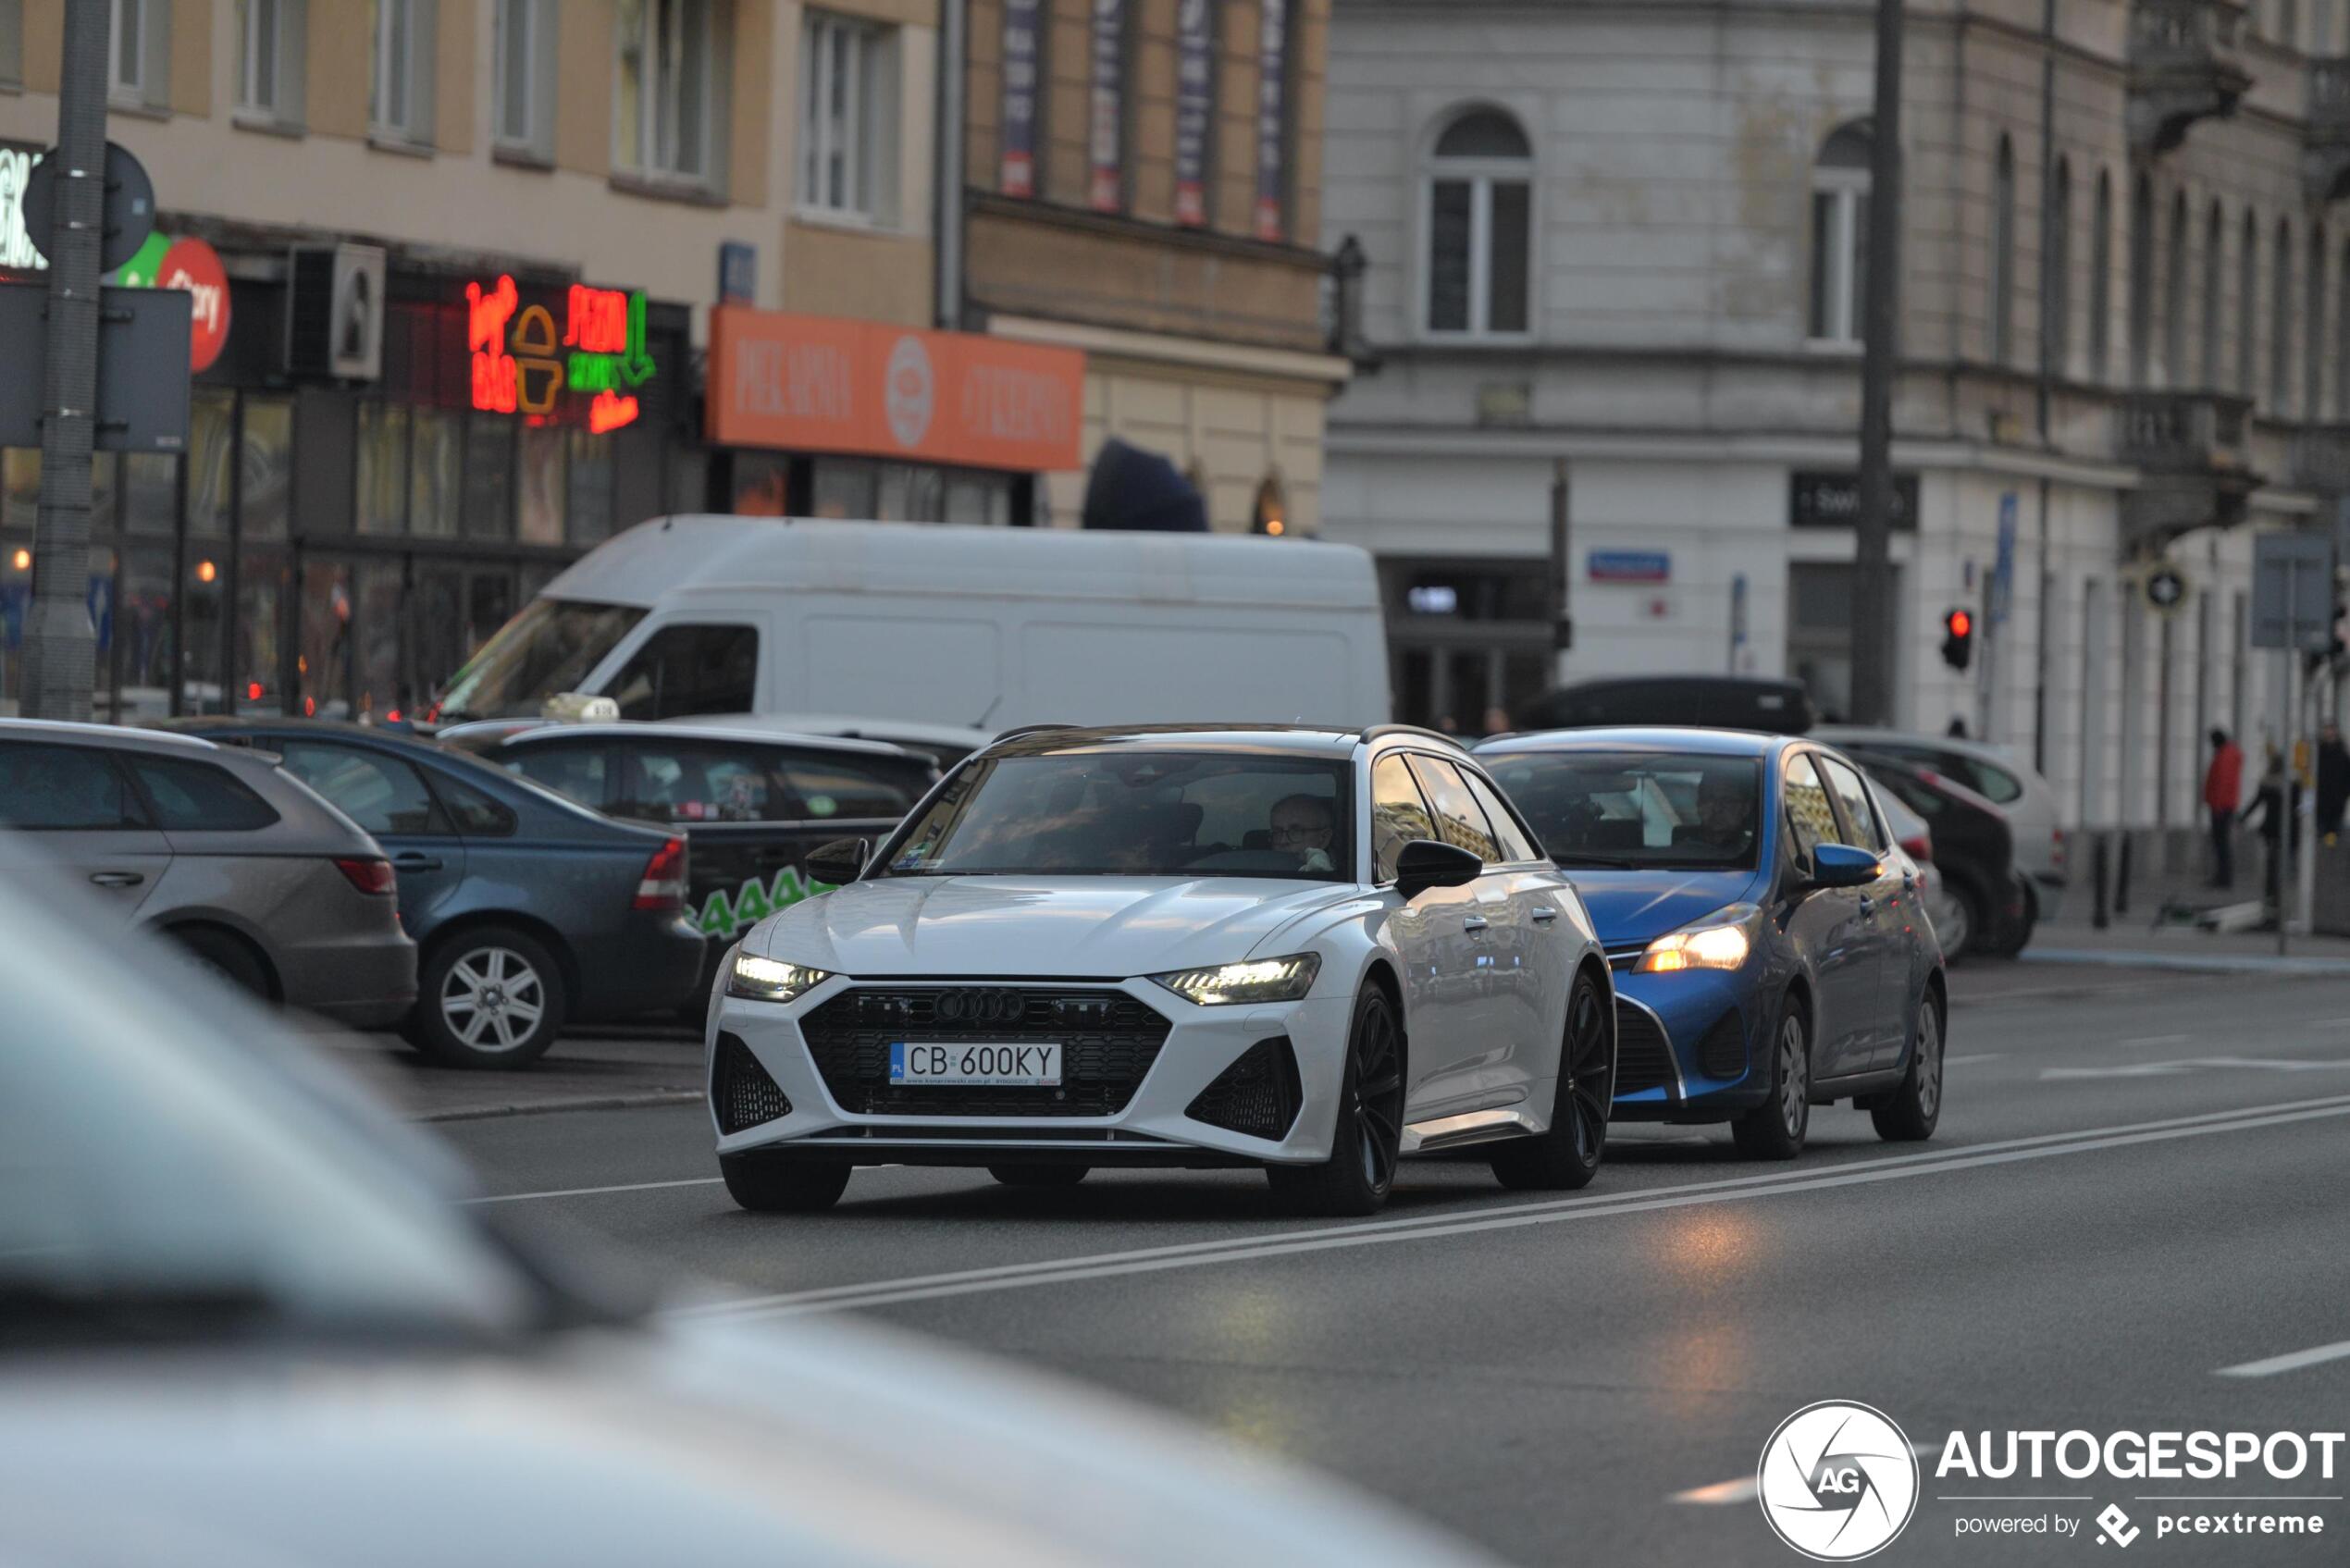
[2025,947,2350,978]
[415,1089,704,1123]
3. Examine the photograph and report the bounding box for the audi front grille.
[798,985,1173,1117]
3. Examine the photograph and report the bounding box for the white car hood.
[747,874,1355,979]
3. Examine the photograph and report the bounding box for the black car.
[161,720,708,1066]
[440,722,938,989]
[1515,676,1816,735]
[1845,748,2031,957]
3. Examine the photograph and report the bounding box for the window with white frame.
[1,0,22,88]
[371,0,435,143]
[1423,106,1532,338]
[236,0,305,125]
[1809,121,1872,345]
[109,0,170,106]
[495,0,558,159]
[799,10,899,222]
[615,0,725,186]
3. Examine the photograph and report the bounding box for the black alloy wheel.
[1491,969,1613,1191]
[1268,987,1404,1217]
[1730,990,1812,1160]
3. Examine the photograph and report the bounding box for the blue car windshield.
[1486,752,1763,870]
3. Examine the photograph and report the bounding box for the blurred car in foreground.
[1841,747,2031,957]
[713,724,1613,1216]
[1873,781,1974,959]
[0,866,1495,1568]
[1478,728,1945,1158]
[1815,723,2067,922]
[442,720,936,987]
[163,719,704,1066]
[0,720,414,1025]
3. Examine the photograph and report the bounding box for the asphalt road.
[435,963,2350,1566]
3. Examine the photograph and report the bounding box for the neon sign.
[466,275,654,430]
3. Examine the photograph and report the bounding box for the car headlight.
[1149,953,1321,1006]
[1636,904,1762,974]
[726,952,834,1003]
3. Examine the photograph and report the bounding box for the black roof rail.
[984,722,1082,747]
[1361,723,1469,750]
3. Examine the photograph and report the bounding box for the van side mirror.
[1393,839,1482,900]
[1807,843,1879,890]
[803,837,871,888]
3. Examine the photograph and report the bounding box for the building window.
[2202,200,2224,387]
[109,0,168,108]
[494,0,557,160]
[1425,106,1533,339]
[2282,0,2301,48]
[2089,170,2113,381]
[2239,210,2259,397]
[371,0,435,144]
[2308,222,2328,417]
[2163,191,2188,387]
[1085,0,1132,213]
[0,0,20,88]
[2338,241,2350,416]
[2272,216,2294,410]
[1253,0,1295,242]
[1990,136,2016,366]
[615,0,724,187]
[2128,174,2154,387]
[799,11,897,222]
[997,0,1046,197]
[1809,121,1872,345]
[236,0,305,126]
[2044,158,2072,377]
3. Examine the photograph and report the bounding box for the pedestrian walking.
[2242,748,2294,907]
[2317,722,2350,844]
[2204,727,2244,888]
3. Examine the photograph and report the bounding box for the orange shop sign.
[707,307,1085,473]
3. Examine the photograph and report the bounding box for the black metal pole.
[1849,0,1906,726]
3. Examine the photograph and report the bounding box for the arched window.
[2337,241,2350,415]
[2239,210,2259,398]
[2044,158,2072,376]
[2128,173,2155,386]
[2163,191,2189,387]
[2273,216,2294,410]
[2308,222,2328,418]
[1810,120,1873,343]
[2089,170,2114,380]
[1990,136,2016,364]
[1424,106,1532,337]
[2201,200,2224,387]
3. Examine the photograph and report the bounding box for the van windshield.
[435,599,645,722]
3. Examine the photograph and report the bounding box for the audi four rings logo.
[1757,1401,1921,1561]
[934,989,1027,1024]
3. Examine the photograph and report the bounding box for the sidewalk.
[311,1025,707,1122]
[2033,858,2350,977]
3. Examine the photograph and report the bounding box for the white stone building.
[1322,0,2350,844]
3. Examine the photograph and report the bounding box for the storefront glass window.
[567,431,615,544]
[811,457,878,519]
[355,560,407,720]
[731,451,789,516]
[238,544,291,713]
[464,415,515,538]
[945,472,1013,527]
[356,402,411,534]
[85,544,118,724]
[241,398,293,540]
[301,559,357,720]
[188,390,235,537]
[517,424,566,545]
[468,571,515,656]
[669,445,707,514]
[0,541,30,717]
[410,565,466,710]
[877,463,945,523]
[90,452,118,530]
[121,453,177,537]
[117,544,177,718]
[183,539,228,713]
[1,451,35,531]
[410,408,461,537]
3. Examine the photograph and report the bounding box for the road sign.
[19,142,155,273]
[1588,549,1670,583]
[2144,564,2189,615]
[0,282,191,451]
[2251,532,2333,650]
[157,237,229,373]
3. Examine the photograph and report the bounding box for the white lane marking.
[464,1176,724,1205]
[2120,1033,2192,1047]
[1674,1443,1936,1505]
[2215,1340,2350,1378]
[2045,1056,2350,1080]
[1943,1053,2001,1066]
[681,1093,2350,1320]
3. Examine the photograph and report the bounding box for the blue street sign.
[1588,549,1670,584]
[1990,492,2018,626]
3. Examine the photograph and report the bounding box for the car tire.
[1945,871,1998,963]
[407,926,567,1068]
[1871,991,1945,1142]
[1731,991,1811,1160]
[1931,886,1973,961]
[169,924,273,1002]
[722,1154,852,1213]
[1490,968,1612,1191]
[989,1165,1090,1188]
[1266,986,1404,1217]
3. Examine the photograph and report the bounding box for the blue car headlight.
[1637,904,1763,974]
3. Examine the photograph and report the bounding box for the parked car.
[1873,781,1974,959]
[664,712,996,769]
[0,865,1497,1568]
[1841,747,2031,957]
[1814,724,2067,921]
[1478,727,1946,1158]
[711,724,1613,1216]
[0,720,414,1025]
[443,720,938,990]
[427,515,1392,732]
[160,719,705,1066]
[1515,675,1815,736]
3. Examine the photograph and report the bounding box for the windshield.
[435,598,646,722]
[1486,751,1763,870]
[883,752,1354,881]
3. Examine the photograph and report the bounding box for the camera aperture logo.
[1758,1401,1922,1561]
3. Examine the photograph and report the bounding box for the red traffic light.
[1946,609,1973,639]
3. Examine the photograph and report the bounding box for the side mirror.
[1808,842,1880,889]
[1393,838,1482,900]
[802,837,871,888]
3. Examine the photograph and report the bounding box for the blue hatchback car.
[1476,729,1946,1157]
[165,720,707,1068]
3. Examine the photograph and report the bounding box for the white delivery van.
[433,516,1392,731]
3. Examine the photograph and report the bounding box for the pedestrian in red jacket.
[2205,728,2244,888]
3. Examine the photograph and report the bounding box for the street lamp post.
[1850,0,1906,726]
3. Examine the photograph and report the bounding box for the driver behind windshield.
[1269,794,1336,873]
[1677,772,1756,858]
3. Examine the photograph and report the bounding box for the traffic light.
[1940,608,1975,672]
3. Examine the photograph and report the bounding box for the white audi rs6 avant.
[706,724,1615,1216]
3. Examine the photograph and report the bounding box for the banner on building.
[1174,0,1215,226]
[1001,0,1044,197]
[1253,0,1291,241]
[1089,0,1127,212]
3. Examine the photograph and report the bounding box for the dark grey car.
[0,721,415,1026]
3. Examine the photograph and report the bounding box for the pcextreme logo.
[1757,1401,1922,1562]
[695,867,835,940]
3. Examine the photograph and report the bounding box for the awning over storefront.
[708,307,1084,474]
